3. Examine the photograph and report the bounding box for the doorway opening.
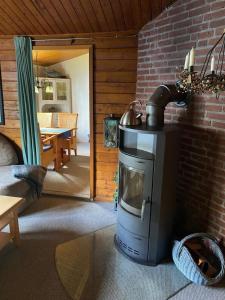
[32,46,93,199]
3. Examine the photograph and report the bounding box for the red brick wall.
[136,0,225,239]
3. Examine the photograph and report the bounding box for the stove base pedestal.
[114,234,157,266]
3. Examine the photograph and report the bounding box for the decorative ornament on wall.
[103,114,120,148]
[177,29,225,99]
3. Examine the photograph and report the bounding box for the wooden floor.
[43,143,90,198]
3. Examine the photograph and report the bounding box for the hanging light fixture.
[44,67,53,93]
[177,29,225,98]
[45,83,53,93]
[35,85,39,94]
[34,52,45,93]
[34,62,40,94]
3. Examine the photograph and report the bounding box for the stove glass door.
[119,162,144,217]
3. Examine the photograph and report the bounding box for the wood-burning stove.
[115,124,178,265]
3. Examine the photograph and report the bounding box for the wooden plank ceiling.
[32,49,89,66]
[0,0,175,35]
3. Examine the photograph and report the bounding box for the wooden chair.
[40,135,58,170]
[37,112,53,128]
[57,113,78,156]
[38,125,58,170]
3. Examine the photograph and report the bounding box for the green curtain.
[14,37,40,165]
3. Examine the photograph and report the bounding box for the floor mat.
[56,225,190,300]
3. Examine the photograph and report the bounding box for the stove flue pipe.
[146,84,187,129]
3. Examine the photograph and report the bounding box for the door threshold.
[43,191,91,201]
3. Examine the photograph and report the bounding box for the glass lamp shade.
[45,85,53,93]
[35,85,39,94]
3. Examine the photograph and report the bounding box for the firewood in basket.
[197,255,217,277]
[198,258,209,273]
[185,240,202,251]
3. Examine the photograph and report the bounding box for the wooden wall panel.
[0,34,137,202]
[0,39,20,145]
[94,36,137,200]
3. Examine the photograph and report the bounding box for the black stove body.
[115,125,178,265]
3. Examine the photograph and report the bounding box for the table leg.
[54,159,60,171]
[68,142,71,161]
[9,211,20,247]
[62,141,71,164]
[54,136,62,171]
[58,137,64,169]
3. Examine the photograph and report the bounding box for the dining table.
[40,127,75,170]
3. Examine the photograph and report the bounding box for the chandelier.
[34,77,44,94]
[176,30,225,98]
[34,53,53,94]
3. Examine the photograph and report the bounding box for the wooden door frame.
[33,44,95,200]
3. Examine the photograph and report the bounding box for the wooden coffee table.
[0,195,24,250]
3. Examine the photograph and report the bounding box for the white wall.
[50,54,90,143]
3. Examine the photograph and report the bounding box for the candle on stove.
[189,47,195,67]
[184,52,190,70]
[211,55,215,72]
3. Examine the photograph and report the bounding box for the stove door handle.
[141,199,146,221]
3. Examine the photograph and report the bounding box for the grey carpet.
[56,226,190,300]
[0,195,116,300]
[169,279,225,300]
[0,195,225,300]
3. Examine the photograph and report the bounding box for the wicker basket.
[172,233,225,285]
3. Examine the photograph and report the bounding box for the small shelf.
[119,123,177,134]
[119,124,159,134]
[120,148,154,160]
